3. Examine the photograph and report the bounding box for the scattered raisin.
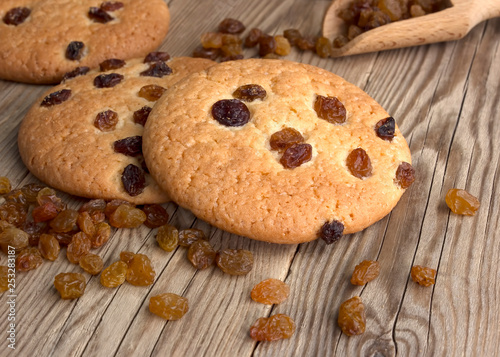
[394,162,415,189]
[3,7,31,26]
[138,84,166,101]
[113,136,143,157]
[250,314,296,341]
[16,247,43,272]
[320,220,344,244]
[0,266,8,292]
[49,209,78,233]
[270,128,304,152]
[211,99,250,127]
[121,164,146,197]
[259,34,277,57]
[140,62,172,78]
[38,234,60,261]
[156,224,179,252]
[296,36,316,51]
[94,73,124,88]
[66,41,85,61]
[133,106,152,126]
[315,37,333,58]
[375,117,396,140]
[99,58,126,71]
[314,95,346,124]
[88,7,113,23]
[54,273,86,299]
[445,188,480,216]
[201,32,223,49]
[283,29,302,46]
[100,1,124,11]
[193,46,220,60]
[94,110,119,131]
[244,28,263,48]
[351,260,380,285]
[66,232,91,264]
[251,279,290,304]
[109,204,146,228]
[41,89,71,107]
[178,229,206,247]
[280,143,312,169]
[187,240,216,270]
[120,251,135,264]
[142,204,169,228]
[125,253,155,286]
[338,296,366,336]
[100,261,128,288]
[215,249,253,275]
[232,84,267,102]
[346,148,373,179]
[274,35,291,56]
[149,293,189,320]
[62,66,90,81]
[0,177,11,195]
[218,18,245,34]
[411,265,436,286]
[92,222,111,248]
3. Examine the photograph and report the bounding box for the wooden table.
[1,1,499,356]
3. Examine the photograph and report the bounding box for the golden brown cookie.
[18,55,215,204]
[0,0,170,84]
[143,59,415,244]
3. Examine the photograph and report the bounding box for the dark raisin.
[94,73,124,88]
[65,41,85,61]
[233,84,267,102]
[100,1,124,11]
[122,164,145,196]
[280,143,312,169]
[88,7,114,23]
[375,117,395,140]
[142,204,169,228]
[270,128,304,152]
[99,58,126,71]
[346,148,373,179]
[259,34,277,57]
[296,36,316,51]
[94,110,119,131]
[211,99,250,127]
[192,46,220,60]
[244,28,263,48]
[62,66,90,81]
[133,106,152,126]
[218,18,246,34]
[3,7,31,26]
[140,62,172,78]
[283,29,302,46]
[113,136,143,157]
[314,95,347,124]
[144,52,170,63]
[41,90,71,107]
[320,220,344,244]
[395,162,415,189]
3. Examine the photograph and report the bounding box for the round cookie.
[0,0,170,84]
[143,59,415,244]
[18,55,215,204]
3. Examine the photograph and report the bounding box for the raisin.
[41,89,71,107]
[0,177,11,195]
[52,231,75,247]
[338,296,366,336]
[80,199,106,223]
[16,247,43,272]
[274,35,291,56]
[394,162,415,189]
[375,117,396,140]
[149,293,189,320]
[77,211,96,237]
[142,204,169,228]
[99,58,126,71]
[259,34,277,57]
[54,273,86,299]
[270,128,304,152]
[445,188,480,216]
[77,254,103,275]
[0,202,27,228]
[36,187,65,211]
[411,265,437,286]
[92,222,111,248]
[232,84,266,102]
[211,99,250,127]
[351,260,380,285]
[296,36,316,51]
[250,314,296,341]
[244,28,263,48]
[50,209,78,233]
[156,224,179,252]
[1,227,29,253]
[215,249,253,275]
[251,278,290,304]
[140,62,172,78]
[125,253,155,286]
[93,110,118,131]
[113,136,143,157]
[280,143,312,169]
[346,148,373,179]
[0,266,8,292]
[218,18,245,34]
[121,165,146,197]
[333,35,349,48]
[32,202,59,223]
[109,204,146,228]
[3,188,27,206]
[220,54,244,62]
[138,84,166,101]
[62,66,90,81]
[94,73,124,88]
[347,25,363,40]
[320,220,344,244]
[66,41,85,61]
[315,36,333,58]
[38,234,60,261]
[201,32,223,49]
[193,46,220,60]
[133,106,152,126]
[67,232,91,264]
[3,7,31,25]
[144,51,170,63]
[187,240,216,269]
[221,43,243,58]
[104,199,132,218]
[120,251,135,264]
[410,4,426,17]
[178,229,206,247]
[314,95,346,124]
[100,1,124,11]
[283,29,302,46]
[100,261,128,288]
[222,34,243,45]
[88,7,113,23]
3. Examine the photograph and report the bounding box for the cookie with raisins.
[18,56,215,204]
[143,59,414,243]
[0,0,170,84]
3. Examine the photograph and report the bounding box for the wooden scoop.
[323,0,500,57]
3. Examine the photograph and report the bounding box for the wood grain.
[0,0,499,356]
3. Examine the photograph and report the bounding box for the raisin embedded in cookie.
[0,0,170,84]
[143,59,414,243]
[18,56,215,204]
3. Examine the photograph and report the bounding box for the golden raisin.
[38,234,60,261]
[232,84,267,102]
[138,85,166,101]
[187,240,216,269]
[79,253,104,275]
[315,36,333,58]
[338,296,366,336]
[0,266,8,292]
[250,314,296,341]
[120,251,135,264]
[178,229,206,247]
[16,247,43,272]
[445,188,480,216]
[66,232,91,264]
[251,279,290,304]
[394,162,415,189]
[0,177,12,195]
[351,260,380,285]
[77,211,96,237]
[201,32,223,48]
[274,35,291,56]
[50,209,78,233]
[270,127,304,152]
[314,95,346,124]
[99,58,126,71]
[149,293,189,320]
[280,143,312,169]
[92,222,111,248]
[100,261,128,288]
[94,110,118,131]
[0,227,29,253]
[125,253,155,286]
[411,265,436,286]
[215,249,253,275]
[54,273,86,299]
[109,204,146,228]
[156,224,179,252]
[346,148,373,179]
